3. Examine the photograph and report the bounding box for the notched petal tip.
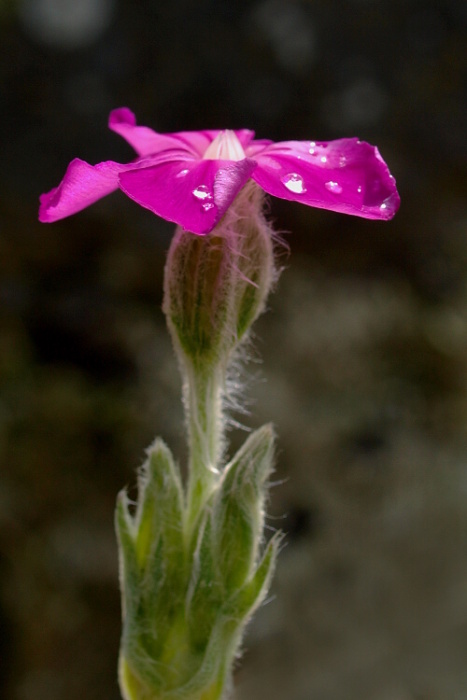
[375,189,400,220]
[108,107,137,129]
[38,187,60,223]
[357,144,400,220]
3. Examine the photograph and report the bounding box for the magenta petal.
[169,130,223,157]
[233,129,257,149]
[253,138,400,220]
[119,158,257,235]
[109,112,258,160]
[108,108,192,157]
[38,158,134,223]
[245,138,274,157]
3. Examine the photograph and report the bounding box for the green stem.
[184,360,226,536]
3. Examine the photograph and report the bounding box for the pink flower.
[39,107,399,235]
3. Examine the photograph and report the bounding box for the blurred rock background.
[1,0,466,698]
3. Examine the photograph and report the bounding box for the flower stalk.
[116,182,280,700]
[184,362,224,533]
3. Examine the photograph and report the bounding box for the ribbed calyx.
[163,181,275,372]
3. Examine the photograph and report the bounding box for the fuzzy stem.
[184,360,225,536]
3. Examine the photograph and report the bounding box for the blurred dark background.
[1,0,467,699]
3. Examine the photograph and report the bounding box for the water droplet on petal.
[201,202,215,212]
[177,169,189,178]
[325,181,343,194]
[357,185,363,193]
[281,173,307,194]
[192,185,213,200]
[320,156,327,163]
[378,192,399,217]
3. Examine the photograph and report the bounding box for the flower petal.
[119,157,257,235]
[109,108,189,157]
[233,129,257,149]
[253,138,400,220]
[245,138,274,157]
[109,110,257,160]
[38,158,133,223]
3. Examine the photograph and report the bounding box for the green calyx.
[163,182,275,370]
[116,428,281,700]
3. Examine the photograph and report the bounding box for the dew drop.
[378,193,398,214]
[202,202,215,212]
[281,172,307,194]
[177,169,189,178]
[320,156,327,163]
[192,185,212,200]
[357,185,363,194]
[325,181,343,194]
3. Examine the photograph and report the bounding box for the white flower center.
[203,130,246,161]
